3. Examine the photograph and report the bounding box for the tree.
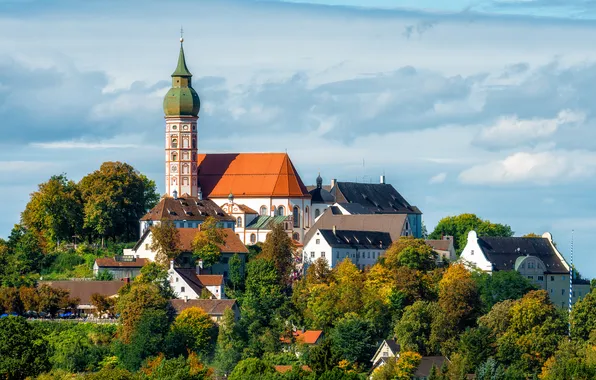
[19,287,38,313]
[457,326,496,373]
[383,237,437,271]
[394,301,439,356]
[192,216,226,268]
[213,309,243,377]
[116,309,171,371]
[305,257,333,285]
[438,263,480,330]
[429,214,513,254]
[538,340,596,380]
[90,293,116,317]
[523,233,542,238]
[36,285,79,317]
[0,316,50,379]
[475,358,506,380]
[116,283,170,343]
[141,353,212,380]
[136,262,175,299]
[258,223,295,284]
[304,339,339,376]
[150,220,181,267]
[474,270,537,312]
[21,174,83,247]
[47,325,110,372]
[570,288,596,341]
[0,287,23,314]
[79,161,158,243]
[95,269,114,281]
[228,358,275,380]
[169,307,217,357]
[228,253,244,291]
[0,225,44,285]
[330,312,377,365]
[394,351,422,380]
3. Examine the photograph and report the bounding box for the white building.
[460,230,590,308]
[168,260,225,300]
[303,228,392,270]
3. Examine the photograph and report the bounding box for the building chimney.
[196,262,202,275]
[330,178,336,189]
[184,296,188,302]
[333,225,336,235]
[198,187,203,200]
[172,189,178,200]
[380,175,385,184]
[169,260,175,270]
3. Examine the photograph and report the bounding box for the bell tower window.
[171,152,178,161]
[171,137,178,148]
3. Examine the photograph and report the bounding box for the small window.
[236,217,243,228]
[293,206,300,228]
[538,276,544,281]
[562,276,566,281]
[315,209,320,218]
[171,137,178,148]
[176,277,179,283]
[573,291,576,297]
[310,252,315,258]
[527,276,533,280]
[305,207,310,228]
[562,289,565,295]
[250,233,256,244]
[316,239,320,244]
[471,249,474,255]
[145,244,149,250]
[336,251,339,258]
[260,206,268,216]
[550,288,553,294]
[292,232,300,241]
[171,152,178,161]
[368,252,370,259]
[321,252,325,258]
[181,286,185,292]
[277,206,285,216]
[551,276,555,281]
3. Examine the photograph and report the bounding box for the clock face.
[183,124,189,130]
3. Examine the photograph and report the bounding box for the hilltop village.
[0,40,594,380]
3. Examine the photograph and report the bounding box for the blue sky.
[1,0,596,278]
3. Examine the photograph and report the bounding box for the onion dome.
[163,40,200,117]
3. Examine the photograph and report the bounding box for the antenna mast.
[568,229,574,338]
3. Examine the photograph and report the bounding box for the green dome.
[163,43,200,117]
[163,86,200,116]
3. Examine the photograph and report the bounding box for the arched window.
[277,206,285,216]
[260,206,268,216]
[292,232,300,242]
[315,209,320,219]
[182,177,189,186]
[293,206,300,228]
[250,233,256,243]
[182,164,189,174]
[171,152,178,161]
[237,217,243,228]
[171,137,178,148]
[305,207,310,228]
[183,137,189,148]
[171,177,177,185]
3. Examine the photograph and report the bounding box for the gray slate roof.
[478,236,568,274]
[319,229,392,249]
[334,182,421,215]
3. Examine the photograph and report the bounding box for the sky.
[1,0,595,278]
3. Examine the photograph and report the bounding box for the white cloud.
[31,141,139,149]
[429,172,447,184]
[474,109,586,149]
[458,150,596,185]
[0,161,56,172]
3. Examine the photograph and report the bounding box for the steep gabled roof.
[414,356,449,378]
[478,236,568,274]
[197,153,310,198]
[334,182,421,214]
[140,196,233,222]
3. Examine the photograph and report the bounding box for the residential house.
[168,260,225,300]
[139,194,235,236]
[304,213,409,244]
[169,298,240,323]
[460,231,590,307]
[93,257,148,280]
[303,228,392,270]
[371,339,448,379]
[425,236,456,262]
[124,227,248,279]
[38,280,126,313]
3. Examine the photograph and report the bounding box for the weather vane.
[180,26,184,43]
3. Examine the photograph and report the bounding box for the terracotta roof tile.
[197,153,310,198]
[95,257,149,268]
[177,228,249,254]
[38,281,126,305]
[295,330,323,344]
[197,275,224,286]
[169,299,237,315]
[425,239,452,252]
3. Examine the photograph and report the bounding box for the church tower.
[163,37,201,197]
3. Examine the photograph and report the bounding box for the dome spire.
[172,28,192,78]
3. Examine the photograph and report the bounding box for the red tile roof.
[197,153,310,198]
[95,257,149,268]
[281,330,323,345]
[177,228,249,254]
[197,275,224,286]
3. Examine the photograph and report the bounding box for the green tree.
[228,358,275,380]
[116,309,171,371]
[330,312,377,365]
[304,338,338,376]
[116,283,170,343]
[473,270,537,312]
[136,262,175,299]
[0,225,44,286]
[213,309,243,377]
[429,213,513,254]
[95,269,114,281]
[168,307,217,357]
[150,220,181,267]
[258,223,294,284]
[79,161,158,243]
[21,174,83,247]
[457,326,496,373]
[192,217,226,268]
[438,263,481,330]
[47,324,111,372]
[0,316,50,379]
[228,253,244,291]
[36,285,79,317]
[383,236,437,271]
[141,353,212,380]
[475,358,506,380]
[394,301,439,356]
[539,340,596,380]
[570,287,596,341]
[0,287,23,314]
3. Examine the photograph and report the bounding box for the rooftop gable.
[334,182,420,214]
[177,228,249,254]
[318,229,392,249]
[169,298,238,315]
[141,196,233,222]
[197,153,310,198]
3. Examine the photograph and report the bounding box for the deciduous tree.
[383,237,437,271]
[258,223,294,284]
[192,216,226,268]
[169,307,217,357]
[570,288,596,341]
[0,316,50,379]
[330,312,376,365]
[150,220,181,267]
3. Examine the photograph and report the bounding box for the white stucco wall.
[459,230,493,271]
